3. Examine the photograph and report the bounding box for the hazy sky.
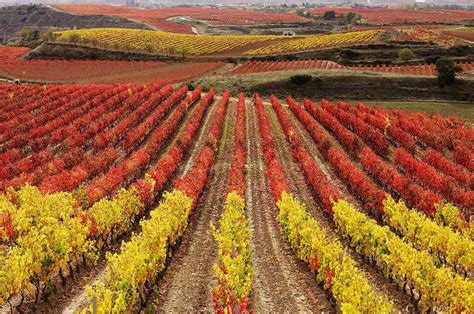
[2,0,473,5]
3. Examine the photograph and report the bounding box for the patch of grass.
[450,27,474,33]
[361,101,474,124]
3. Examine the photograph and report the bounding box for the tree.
[179,47,189,57]
[398,48,416,61]
[296,9,307,17]
[166,46,176,55]
[436,59,461,85]
[345,12,362,24]
[20,28,39,41]
[144,43,155,54]
[323,11,336,20]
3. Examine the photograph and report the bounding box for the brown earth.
[264,101,414,312]
[244,100,335,312]
[146,99,236,312]
[2,91,467,313]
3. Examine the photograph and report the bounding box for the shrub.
[425,55,440,64]
[289,74,312,85]
[448,45,471,56]
[323,11,336,20]
[69,33,81,45]
[338,48,360,60]
[20,28,39,41]
[398,48,416,61]
[226,57,238,64]
[345,12,362,24]
[436,58,462,85]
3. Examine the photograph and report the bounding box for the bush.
[398,48,416,61]
[20,28,39,41]
[226,57,238,64]
[69,33,81,45]
[424,55,440,64]
[338,48,360,60]
[323,11,336,20]
[448,45,471,56]
[345,12,362,24]
[436,59,462,85]
[290,75,312,85]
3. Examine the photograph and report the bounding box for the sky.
[1,0,473,5]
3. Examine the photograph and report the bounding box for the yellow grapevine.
[277,192,392,313]
[383,196,474,274]
[333,199,474,313]
[212,191,253,312]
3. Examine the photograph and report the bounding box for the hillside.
[0,5,151,40]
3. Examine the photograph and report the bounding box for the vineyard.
[53,28,281,56]
[53,5,308,34]
[396,26,469,48]
[52,29,381,56]
[226,58,474,76]
[244,30,381,55]
[442,30,474,42]
[310,7,474,23]
[0,82,473,313]
[0,46,223,84]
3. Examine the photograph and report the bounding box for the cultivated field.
[1,2,473,314]
[310,7,474,24]
[226,58,474,76]
[53,5,308,34]
[0,47,223,84]
[51,28,381,56]
[0,83,473,313]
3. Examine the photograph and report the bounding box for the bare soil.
[244,101,335,312]
[4,93,216,314]
[146,100,236,312]
[189,69,474,103]
[265,102,415,312]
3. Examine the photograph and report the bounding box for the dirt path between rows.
[245,101,335,313]
[2,92,187,314]
[57,93,220,314]
[264,101,414,312]
[147,99,236,312]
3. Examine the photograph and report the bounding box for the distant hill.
[0,5,152,40]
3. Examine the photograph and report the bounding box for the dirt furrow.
[265,102,414,312]
[148,100,236,312]
[267,102,364,209]
[179,95,221,177]
[245,101,334,313]
[54,94,219,314]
